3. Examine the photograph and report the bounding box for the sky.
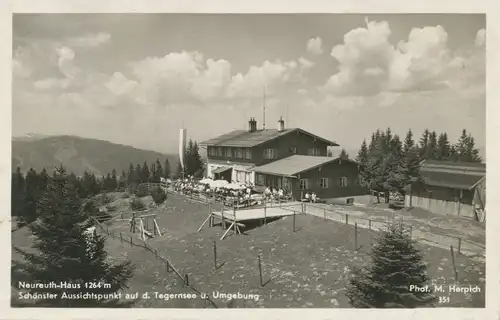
[12,14,486,157]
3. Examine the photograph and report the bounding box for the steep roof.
[199,128,338,148]
[419,160,486,190]
[252,155,355,177]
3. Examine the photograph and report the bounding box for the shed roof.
[419,160,486,190]
[252,155,355,177]
[199,128,338,148]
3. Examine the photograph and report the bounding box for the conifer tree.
[163,159,171,179]
[402,129,421,188]
[154,159,163,182]
[339,148,350,160]
[346,223,435,308]
[134,164,142,183]
[141,161,150,183]
[428,131,438,160]
[18,168,39,227]
[436,133,450,160]
[12,167,25,218]
[418,129,430,159]
[13,166,134,307]
[111,169,118,191]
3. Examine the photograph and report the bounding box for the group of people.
[304,192,318,203]
[170,177,294,206]
[263,186,288,202]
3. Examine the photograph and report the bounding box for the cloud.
[475,28,485,47]
[105,72,138,96]
[67,32,111,48]
[322,19,484,97]
[129,50,302,103]
[298,88,308,95]
[307,37,323,55]
[298,57,315,69]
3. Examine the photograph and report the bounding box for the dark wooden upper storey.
[199,118,339,167]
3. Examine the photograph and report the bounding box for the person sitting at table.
[311,192,317,203]
[305,192,310,202]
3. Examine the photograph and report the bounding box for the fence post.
[166,261,171,273]
[130,236,133,247]
[213,240,217,270]
[354,222,358,251]
[258,254,263,287]
[409,225,413,239]
[450,245,458,281]
[264,205,267,225]
[458,238,462,254]
[154,249,158,259]
[119,232,123,243]
[368,219,372,230]
[293,211,296,232]
[184,274,189,286]
[345,214,348,225]
[323,208,326,220]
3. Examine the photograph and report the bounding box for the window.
[256,174,265,186]
[225,148,232,158]
[340,177,348,187]
[217,147,223,157]
[245,148,252,160]
[208,147,216,157]
[299,179,308,190]
[307,148,321,156]
[263,149,277,159]
[319,178,328,188]
[235,148,243,159]
[290,147,297,154]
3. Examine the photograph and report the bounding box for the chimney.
[278,116,285,132]
[252,118,257,132]
[248,117,254,132]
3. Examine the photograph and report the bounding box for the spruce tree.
[12,167,25,218]
[456,129,469,161]
[127,163,135,186]
[163,159,171,179]
[154,159,163,182]
[436,133,450,160]
[346,223,435,308]
[111,169,118,191]
[19,168,39,227]
[141,161,150,183]
[384,135,405,193]
[418,129,430,159]
[134,164,142,183]
[339,149,350,160]
[428,131,438,160]
[13,166,134,307]
[402,130,421,189]
[149,163,156,182]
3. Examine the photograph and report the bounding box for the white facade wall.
[207,162,255,184]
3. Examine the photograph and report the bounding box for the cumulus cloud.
[307,37,323,55]
[128,50,302,103]
[67,32,111,48]
[298,88,308,95]
[298,57,315,69]
[322,19,484,97]
[475,28,486,47]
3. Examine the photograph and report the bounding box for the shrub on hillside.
[105,204,117,212]
[134,184,149,198]
[130,198,146,211]
[82,199,99,216]
[151,187,167,205]
[98,193,114,206]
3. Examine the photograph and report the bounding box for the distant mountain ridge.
[12,135,178,177]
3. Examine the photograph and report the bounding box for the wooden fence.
[92,218,218,308]
[294,203,485,259]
